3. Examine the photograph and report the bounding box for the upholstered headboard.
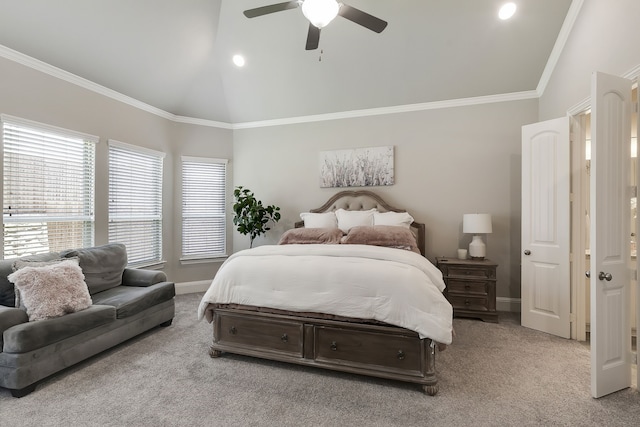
[294,190,426,256]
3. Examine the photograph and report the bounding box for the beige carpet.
[0,292,638,426]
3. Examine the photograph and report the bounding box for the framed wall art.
[319,146,394,188]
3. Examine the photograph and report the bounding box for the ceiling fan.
[243,0,388,50]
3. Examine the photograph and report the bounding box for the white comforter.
[197,244,453,344]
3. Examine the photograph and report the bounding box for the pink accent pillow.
[342,225,420,253]
[279,227,344,245]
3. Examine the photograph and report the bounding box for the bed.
[198,190,453,395]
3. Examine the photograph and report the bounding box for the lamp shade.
[302,0,340,28]
[463,214,492,234]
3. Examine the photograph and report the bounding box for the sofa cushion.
[7,259,92,322]
[91,281,175,319]
[0,253,60,308]
[2,305,116,353]
[59,243,128,295]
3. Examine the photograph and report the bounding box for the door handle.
[585,271,590,278]
[598,271,613,281]
[524,250,531,255]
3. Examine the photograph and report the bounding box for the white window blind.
[181,156,227,260]
[108,140,164,267]
[2,115,97,259]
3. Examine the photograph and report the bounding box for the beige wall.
[0,56,234,284]
[233,99,539,305]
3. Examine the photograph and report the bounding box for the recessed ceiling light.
[498,2,517,20]
[232,54,245,67]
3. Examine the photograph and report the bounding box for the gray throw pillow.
[59,243,128,295]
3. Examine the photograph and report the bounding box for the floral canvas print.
[319,146,394,188]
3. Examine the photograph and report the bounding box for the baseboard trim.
[497,297,521,313]
[175,280,210,295]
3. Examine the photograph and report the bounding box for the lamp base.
[468,235,486,259]
[470,256,485,261]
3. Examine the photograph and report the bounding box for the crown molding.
[232,91,539,130]
[0,44,234,130]
[172,115,233,129]
[0,44,180,121]
[536,0,584,97]
[623,63,640,81]
[1,43,537,131]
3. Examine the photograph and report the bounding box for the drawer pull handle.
[229,326,237,335]
[330,341,338,351]
[464,299,471,306]
[281,333,288,343]
[397,350,405,360]
[465,284,471,290]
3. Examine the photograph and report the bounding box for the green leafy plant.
[233,186,281,248]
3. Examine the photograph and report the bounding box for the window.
[2,115,97,259]
[181,156,227,261]
[108,140,164,267]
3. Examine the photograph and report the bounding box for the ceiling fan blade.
[243,1,299,18]
[305,24,320,50]
[338,4,388,33]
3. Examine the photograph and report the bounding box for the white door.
[521,117,571,338]
[590,71,632,398]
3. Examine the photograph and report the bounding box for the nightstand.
[436,257,498,323]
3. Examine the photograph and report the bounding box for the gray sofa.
[0,243,175,397]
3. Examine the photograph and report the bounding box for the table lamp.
[463,214,492,260]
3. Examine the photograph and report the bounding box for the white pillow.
[335,208,376,233]
[373,211,414,229]
[300,212,338,228]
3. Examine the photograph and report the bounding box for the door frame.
[569,112,589,342]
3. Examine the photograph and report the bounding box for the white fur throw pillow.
[8,260,92,321]
[12,257,79,308]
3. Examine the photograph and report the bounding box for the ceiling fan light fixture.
[301,0,340,29]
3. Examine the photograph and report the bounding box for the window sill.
[130,260,166,270]
[180,255,228,265]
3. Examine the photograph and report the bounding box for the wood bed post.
[422,340,439,396]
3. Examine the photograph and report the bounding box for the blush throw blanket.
[198,244,453,344]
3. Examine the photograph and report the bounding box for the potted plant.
[233,186,281,248]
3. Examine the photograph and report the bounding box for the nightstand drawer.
[447,279,489,295]
[447,266,494,279]
[436,257,498,322]
[448,294,490,312]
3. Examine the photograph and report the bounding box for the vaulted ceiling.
[0,0,574,125]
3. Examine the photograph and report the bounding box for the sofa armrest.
[122,268,168,287]
[0,306,29,345]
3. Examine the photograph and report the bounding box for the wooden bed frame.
[207,190,440,395]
